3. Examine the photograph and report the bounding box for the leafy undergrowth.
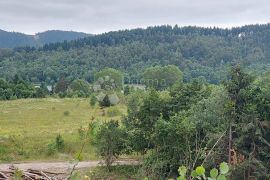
[71,165,141,180]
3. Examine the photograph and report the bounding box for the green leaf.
[191,170,198,178]
[210,168,219,178]
[219,162,229,174]
[196,166,205,176]
[74,152,84,161]
[217,174,226,180]
[178,166,187,176]
[177,176,186,180]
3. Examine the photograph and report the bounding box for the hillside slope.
[0,29,90,48]
[1,24,270,83]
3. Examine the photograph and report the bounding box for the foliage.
[124,89,169,154]
[125,90,145,118]
[143,65,183,90]
[55,76,68,93]
[70,79,90,97]
[94,68,123,90]
[142,115,195,178]
[169,80,211,113]
[123,83,213,178]
[177,162,229,180]
[13,168,23,180]
[123,85,131,95]
[106,106,121,117]
[93,120,127,171]
[0,29,89,48]
[99,94,111,107]
[0,76,37,100]
[89,94,97,107]
[46,142,57,156]
[63,111,70,116]
[223,66,270,179]
[3,25,270,84]
[187,85,229,134]
[119,66,270,179]
[55,134,65,151]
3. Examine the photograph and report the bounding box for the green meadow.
[0,98,126,162]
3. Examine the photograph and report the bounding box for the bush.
[55,134,65,151]
[106,106,121,117]
[70,79,90,96]
[177,162,229,180]
[124,86,130,95]
[46,142,56,156]
[10,95,17,100]
[99,95,111,107]
[63,111,70,116]
[90,95,97,107]
[93,120,127,171]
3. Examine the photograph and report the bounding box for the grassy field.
[0,98,126,162]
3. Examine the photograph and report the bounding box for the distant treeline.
[1,24,270,84]
[0,75,48,100]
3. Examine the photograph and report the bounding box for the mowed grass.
[0,98,126,162]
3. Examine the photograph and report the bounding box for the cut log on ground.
[0,166,66,180]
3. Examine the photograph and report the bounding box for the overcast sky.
[0,0,269,35]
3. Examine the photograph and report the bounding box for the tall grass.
[0,98,127,162]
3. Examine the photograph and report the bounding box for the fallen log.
[28,169,66,175]
[0,165,64,180]
[0,172,8,179]
[40,171,52,180]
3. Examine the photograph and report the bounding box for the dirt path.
[0,160,139,172]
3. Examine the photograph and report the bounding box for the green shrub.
[14,169,23,179]
[55,134,65,151]
[58,92,67,98]
[63,111,70,116]
[90,94,97,107]
[10,95,18,100]
[93,120,127,171]
[176,162,229,180]
[78,126,85,140]
[99,94,111,107]
[46,142,56,156]
[106,106,121,117]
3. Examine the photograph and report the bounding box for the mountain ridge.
[1,23,270,84]
[0,29,91,48]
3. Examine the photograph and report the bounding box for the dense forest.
[1,24,270,85]
[90,66,270,179]
[0,29,90,48]
[1,24,270,179]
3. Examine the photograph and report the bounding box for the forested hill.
[1,24,270,84]
[0,30,90,48]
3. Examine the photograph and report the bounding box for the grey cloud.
[0,0,269,34]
